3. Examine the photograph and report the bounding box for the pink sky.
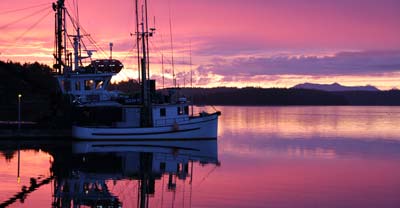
[1,0,400,89]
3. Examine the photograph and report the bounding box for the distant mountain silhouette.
[179,87,400,106]
[293,82,380,92]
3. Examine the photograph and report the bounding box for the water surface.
[1,106,400,207]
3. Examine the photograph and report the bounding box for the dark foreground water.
[1,106,400,207]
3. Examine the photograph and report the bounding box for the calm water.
[1,106,400,207]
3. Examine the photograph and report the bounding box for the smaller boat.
[52,0,220,140]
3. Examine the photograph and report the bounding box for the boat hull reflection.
[52,140,219,208]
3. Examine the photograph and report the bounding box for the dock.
[0,129,71,139]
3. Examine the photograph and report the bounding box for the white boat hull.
[72,113,219,140]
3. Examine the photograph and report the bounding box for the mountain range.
[292,82,380,92]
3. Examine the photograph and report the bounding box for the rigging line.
[0,2,50,16]
[172,175,176,208]
[150,34,192,88]
[65,10,77,31]
[72,0,77,20]
[65,9,108,59]
[87,35,108,58]
[79,26,108,58]
[121,47,136,64]
[149,39,175,67]
[1,10,52,56]
[189,41,194,116]
[0,6,50,30]
[148,39,166,66]
[65,10,79,50]
[65,0,75,19]
[76,0,80,28]
[168,0,176,88]
[65,0,77,22]
[115,180,135,201]
[65,10,81,60]
[71,0,79,24]
[83,30,108,57]
[65,9,89,62]
[182,177,186,208]
[144,0,150,79]
[183,56,186,88]
[71,0,76,19]
[189,161,194,208]
[148,40,177,85]
[80,39,91,62]
[196,165,218,187]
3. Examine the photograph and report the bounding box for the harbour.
[1,106,400,207]
[1,0,400,207]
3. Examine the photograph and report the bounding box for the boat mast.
[135,0,141,83]
[73,28,80,71]
[136,0,154,127]
[53,0,66,74]
[168,2,176,88]
[190,41,194,116]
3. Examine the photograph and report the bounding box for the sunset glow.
[1,0,400,89]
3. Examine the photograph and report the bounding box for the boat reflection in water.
[51,140,219,208]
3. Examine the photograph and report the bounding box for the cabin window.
[177,107,184,115]
[95,80,104,89]
[75,81,81,91]
[184,106,189,115]
[160,108,166,117]
[84,80,94,90]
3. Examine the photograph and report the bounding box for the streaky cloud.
[197,50,400,76]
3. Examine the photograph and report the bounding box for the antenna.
[135,0,141,83]
[75,0,82,66]
[183,56,186,88]
[144,0,150,79]
[162,53,165,88]
[152,16,156,33]
[109,42,113,59]
[168,0,176,88]
[76,0,79,24]
[190,40,193,88]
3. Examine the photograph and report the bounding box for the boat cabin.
[56,59,123,104]
[152,103,190,127]
[114,102,190,128]
[57,73,117,104]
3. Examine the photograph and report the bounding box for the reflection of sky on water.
[212,106,400,208]
[217,106,400,159]
[0,140,219,208]
[0,106,400,207]
[218,106,400,140]
[222,137,400,160]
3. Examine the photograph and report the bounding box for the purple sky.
[1,0,400,89]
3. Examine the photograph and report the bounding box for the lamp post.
[18,94,22,130]
[17,145,20,184]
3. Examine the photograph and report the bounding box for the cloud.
[196,50,400,76]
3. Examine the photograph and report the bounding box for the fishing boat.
[52,0,220,140]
